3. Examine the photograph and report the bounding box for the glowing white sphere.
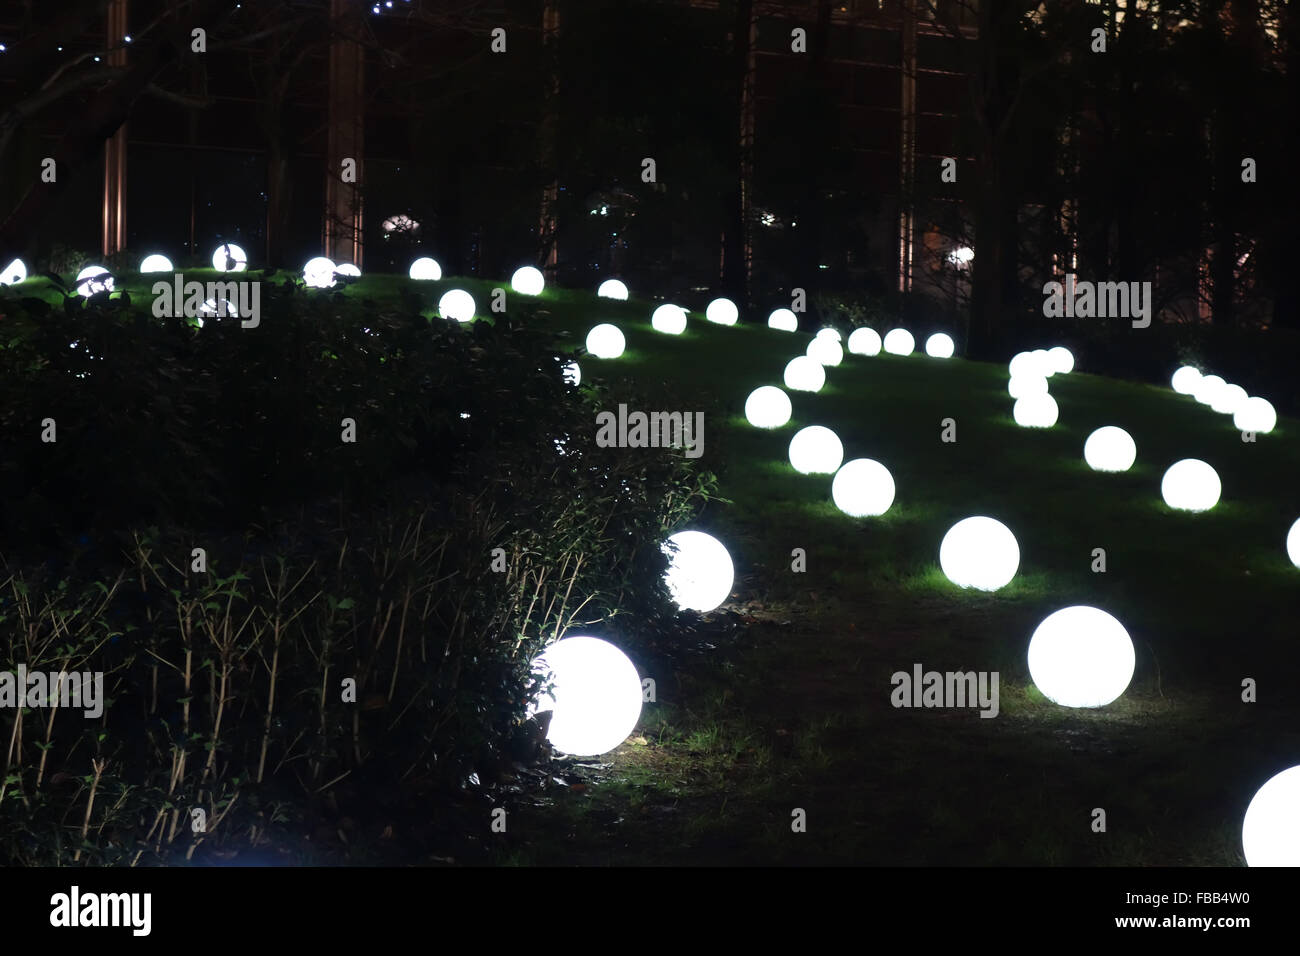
[1031,348,1055,377]
[409,257,442,281]
[1211,383,1248,416]
[1171,365,1202,394]
[662,530,735,613]
[303,256,337,288]
[139,254,172,274]
[883,329,915,356]
[211,243,247,272]
[1242,765,1300,866]
[925,333,955,359]
[651,304,688,335]
[1,258,25,285]
[562,361,581,386]
[511,266,544,295]
[1234,397,1277,434]
[1193,374,1226,406]
[831,458,896,517]
[1161,459,1221,512]
[75,265,113,297]
[815,327,842,342]
[586,323,625,359]
[744,386,792,429]
[1013,393,1059,428]
[768,308,798,332]
[1083,426,1136,472]
[806,336,843,366]
[783,356,826,392]
[1047,346,1074,374]
[788,425,844,475]
[1008,374,1049,400]
[597,279,629,300]
[939,516,1019,591]
[1008,351,1037,378]
[335,263,361,278]
[529,636,642,756]
[438,289,476,322]
[1027,606,1135,708]
[1287,517,1300,568]
[847,327,882,356]
[706,297,738,325]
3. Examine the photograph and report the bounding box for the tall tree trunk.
[723,0,755,311]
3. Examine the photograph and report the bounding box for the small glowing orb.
[925,333,955,359]
[1008,374,1049,399]
[806,336,844,366]
[1008,351,1036,378]
[847,327,882,356]
[1242,765,1300,866]
[1287,517,1300,568]
[438,289,476,322]
[788,425,844,475]
[940,516,1019,591]
[783,356,826,392]
[1047,345,1074,373]
[651,304,688,335]
[883,329,915,356]
[1083,426,1136,472]
[75,265,114,297]
[586,323,625,358]
[303,256,337,288]
[529,636,642,756]
[1234,397,1277,434]
[562,361,581,386]
[1027,606,1135,708]
[1171,365,1202,394]
[1161,459,1221,512]
[1193,374,1225,406]
[139,254,172,274]
[511,266,545,295]
[211,243,247,272]
[1,258,25,284]
[768,308,798,331]
[1211,383,1248,416]
[744,385,792,429]
[1031,349,1055,377]
[335,263,361,278]
[409,257,442,280]
[1013,393,1059,428]
[662,530,735,612]
[706,297,738,325]
[597,279,629,300]
[831,458,896,517]
[815,327,842,342]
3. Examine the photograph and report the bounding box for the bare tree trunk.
[723,0,756,311]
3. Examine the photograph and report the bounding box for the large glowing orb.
[1008,374,1049,400]
[883,329,915,356]
[1242,765,1300,867]
[529,636,642,756]
[1171,365,1202,395]
[586,323,625,358]
[788,425,843,475]
[1211,383,1248,416]
[1083,426,1136,472]
[1160,459,1221,512]
[768,308,798,332]
[651,304,688,335]
[1193,374,1226,406]
[815,328,842,342]
[511,266,545,295]
[1013,393,1059,428]
[939,516,1019,591]
[438,289,476,322]
[409,257,442,281]
[211,243,247,272]
[783,356,826,392]
[598,279,629,300]
[662,530,735,613]
[1027,606,1135,707]
[925,333,955,359]
[303,256,337,289]
[1047,346,1075,374]
[831,458,896,517]
[744,386,793,429]
[139,254,172,274]
[1234,397,1277,434]
[75,265,113,297]
[806,336,844,366]
[706,298,738,325]
[847,327,882,356]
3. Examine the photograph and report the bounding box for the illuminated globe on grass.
[939,517,1019,591]
[806,336,843,367]
[706,297,738,325]
[925,333,955,359]
[511,266,544,295]
[1027,606,1135,708]
[562,361,581,386]
[1242,765,1300,867]
[597,279,629,300]
[1031,349,1054,377]
[139,254,172,274]
[1083,426,1136,472]
[744,386,792,429]
[1234,397,1277,434]
[788,425,843,475]
[1171,365,1202,394]
[409,257,442,280]
[1008,351,1036,378]
[335,263,361,278]
[211,243,247,272]
[883,329,914,356]
[75,265,113,297]
[831,459,895,517]
[768,308,798,332]
[1047,346,1074,373]
[438,289,476,322]
[585,323,625,359]
[303,256,337,288]
[847,327,882,356]
[1008,374,1049,400]
[1211,383,1248,416]
[783,356,826,392]
[1013,393,1059,428]
[651,304,688,335]
[1,258,25,284]
[529,636,642,756]
[1193,374,1225,406]
[662,530,734,612]
[1161,459,1221,512]
[815,327,842,342]
[1286,517,1300,568]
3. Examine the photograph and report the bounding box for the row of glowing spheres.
[1171,364,1277,433]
